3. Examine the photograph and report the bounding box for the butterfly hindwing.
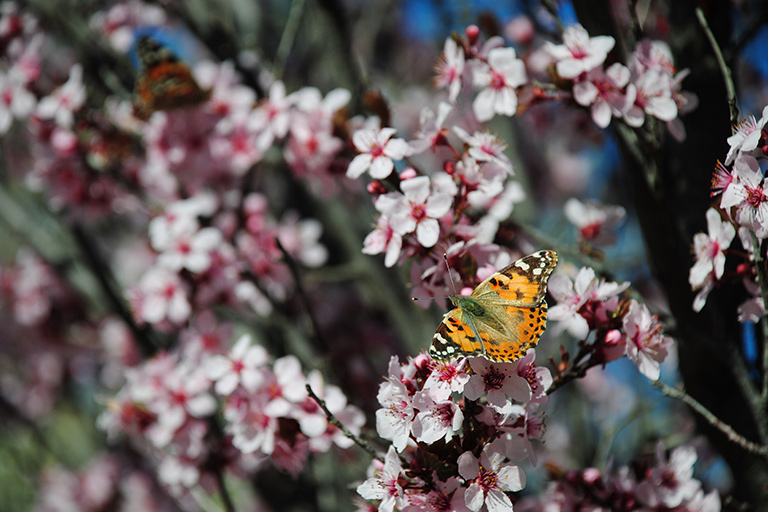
[429,250,557,363]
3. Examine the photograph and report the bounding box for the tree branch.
[653,379,768,460]
[306,384,383,463]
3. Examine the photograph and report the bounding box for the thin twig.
[696,7,739,126]
[546,342,594,395]
[539,0,566,33]
[306,384,384,463]
[652,379,768,460]
[71,224,158,357]
[275,0,306,79]
[275,238,330,354]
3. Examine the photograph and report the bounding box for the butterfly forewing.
[473,250,557,306]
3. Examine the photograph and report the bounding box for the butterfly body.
[133,36,211,120]
[429,250,557,363]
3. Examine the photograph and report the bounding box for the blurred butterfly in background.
[132,35,211,120]
[429,250,558,363]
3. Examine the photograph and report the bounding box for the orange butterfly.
[429,250,557,363]
[133,36,211,120]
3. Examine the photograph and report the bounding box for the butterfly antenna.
[444,253,459,296]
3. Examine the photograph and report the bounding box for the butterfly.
[429,250,558,363]
[133,36,211,120]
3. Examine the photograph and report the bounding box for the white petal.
[416,219,440,247]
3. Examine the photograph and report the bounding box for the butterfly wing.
[134,36,211,119]
[429,307,485,361]
[429,250,557,363]
[472,250,557,306]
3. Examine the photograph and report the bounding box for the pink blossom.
[390,175,453,248]
[204,334,269,395]
[636,443,701,508]
[463,357,531,408]
[711,161,734,197]
[545,24,615,79]
[363,215,405,268]
[144,363,216,448]
[0,69,35,133]
[423,358,471,400]
[248,80,294,145]
[347,127,411,179]
[404,476,471,512]
[515,350,552,404]
[458,440,526,512]
[36,64,86,127]
[623,69,678,127]
[376,358,415,452]
[409,102,452,154]
[689,208,736,312]
[623,300,673,381]
[276,212,328,268]
[453,127,514,175]
[720,155,768,238]
[572,63,630,128]
[724,105,768,165]
[357,446,405,512]
[548,267,629,338]
[131,267,191,325]
[564,198,626,246]
[411,390,463,444]
[435,37,465,103]
[227,393,279,455]
[472,47,527,122]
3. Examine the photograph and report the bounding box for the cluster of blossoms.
[548,267,673,381]
[516,443,720,511]
[546,25,697,138]
[357,352,551,511]
[100,333,364,495]
[432,23,696,136]
[692,104,768,318]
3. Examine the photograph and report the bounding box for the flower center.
[745,184,767,208]
[489,69,507,91]
[478,466,499,491]
[483,366,506,390]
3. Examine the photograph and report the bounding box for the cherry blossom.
[472,47,528,122]
[545,24,615,79]
[347,127,411,179]
[130,267,191,325]
[689,208,736,311]
[720,154,768,238]
[435,37,465,103]
[548,267,610,338]
[623,300,673,381]
[623,68,678,127]
[564,198,626,246]
[572,63,630,128]
[724,105,768,165]
[411,390,463,444]
[36,64,86,127]
[636,443,702,508]
[357,446,405,512]
[375,359,415,453]
[453,127,514,175]
[463,357,531,408]
[203,334,268,394]
[458,440,526,512]
[363,214,405,268]
[390,175,453,248]
[0,69,35,133]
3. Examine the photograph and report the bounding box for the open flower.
[458,440,526,512]
[472,47,527,122]
[689,208,735,311]
[546,24,615,79]
[347,127,411,179]
[357,446,405,512]
[623,300,673,381]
